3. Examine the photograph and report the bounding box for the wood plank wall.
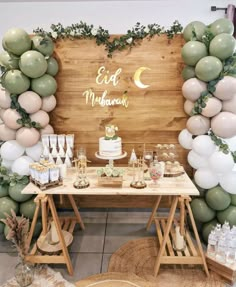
[51,34,193,208]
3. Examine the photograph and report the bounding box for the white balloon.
[220,171,236,194]
[0,140,25,161]
[194,167,219,189]
[11,156,34,176]
[1,159,14,169]
[178,129,193,149]
[187,150,208,169]
[224,135,236,152]
[209,151,235,174]
[25,141,43,161]
[192,135,216,157]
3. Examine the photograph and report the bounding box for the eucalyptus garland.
[33,20,183,58]
[0,165,29,186]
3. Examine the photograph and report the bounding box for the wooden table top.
[22,167,199,196]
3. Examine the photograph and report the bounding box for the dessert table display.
[22,166,209,277]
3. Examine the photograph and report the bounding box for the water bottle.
[207,231,217,258]
[222,221,230,234]
[216,234,227,264]
[226,236,236,265]
[231,225,236,236]
[214,224,222,242]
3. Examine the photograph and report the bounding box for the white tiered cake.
[99,125,122,157]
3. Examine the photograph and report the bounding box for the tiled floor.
[0,209,156,285]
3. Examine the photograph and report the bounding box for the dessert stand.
[95,151,127,167]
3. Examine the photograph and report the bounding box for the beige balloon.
[30,110,49,128]
[182,78,206,101]
[3,108,22,129]
[41,95,57,112]
[222,95,236,114]
[0,124,16,141]
[214,76,236,100]
[133,67,151,89]
[186,115,210,135]
[0,86,11,109]
[40,124,54,135]
[18,91,42,114]
[211,111,236,138]
[201,97,222,117]
[16,127,40,147]
[0,108,6,120]
[184,100,195,115]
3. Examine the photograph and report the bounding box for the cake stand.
[95,151,127,167]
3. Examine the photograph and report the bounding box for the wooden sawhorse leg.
[146,195,162,231]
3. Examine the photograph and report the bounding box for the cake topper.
[105,125,118,140]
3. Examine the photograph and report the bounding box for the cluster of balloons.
[0,27,59,238]
[190,184,236,243]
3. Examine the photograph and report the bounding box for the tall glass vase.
[15,260,34,287]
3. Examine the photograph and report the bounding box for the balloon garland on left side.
[0,28,59,238]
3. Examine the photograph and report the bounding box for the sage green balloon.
[187,215,203,233]
[0,184,9,198]
[2,69,30,94]
[209,33,236,60]
[32,36,54,56]
[0,196,19,219]
[195,56,223,82]
[217,205,236,227]
[231,195,236,206]
[182,66,196,81]
[46,57,59,76]
[31,74,57,97]
[0,222,4,235]
[205,186,231,211]
[0,51,19,69]
[9,183,33,203]
[181,41,208,66]
[2,28,31,56]
[32,220,42,238]
[191,198,216,223]
[19,50,47,79]
[209,18,234,36]
[20,197,40,220]
[202,219,218,243]
[183,21,206,42]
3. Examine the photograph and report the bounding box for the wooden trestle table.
[22,167,209,276]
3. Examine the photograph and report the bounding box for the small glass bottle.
[216,234,227,264]
[214,224,222,242]
[207,230,217,258]
[222,221,230,234]
[226,236,236,265]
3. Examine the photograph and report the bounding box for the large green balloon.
[2,28,31,56]
[217,205,236,227]
[32,36,54,56]
[46,57,59,76]
[0,196,19,219]
[9,183,33,203]
[202,219,218,243]
[19,50,47,79]
[195,56,223,82]
[183,21,206,42]
[2,70,30,94]
[31,74,57,97]
[20,197,40,220]
[191,198,216,223]
[181,41,208,66]
[209,33,236,60]
[231,195,236,206]
[182,66,196,81]
[0,184,9,198]
[0,222,4,235]
[0,51,19,69]
[205,186,231,211]
[209,18,234,36]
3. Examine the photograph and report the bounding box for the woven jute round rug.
[108,237,225,287]
[75,272,152,287]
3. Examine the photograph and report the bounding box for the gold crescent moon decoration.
[133,67,151,89]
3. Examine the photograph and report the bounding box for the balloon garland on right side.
[179,18,236,242]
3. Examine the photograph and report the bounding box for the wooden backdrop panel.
[51,35,192,208]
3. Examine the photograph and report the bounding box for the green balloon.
[191,198,216,223]
[0,222,4,235]
[209,33,236,60]
[31,74,57,97]
[231,195,236,206]
[2,69,30,94]
[0,184,9,198]
[202,219,218,243]
[205,186,231,211]
[46,57,59,76]
[32,220,42,238]
[0,51,19,69]
[217,205,236,227]
[32,36,54,56]
[2,28,31,56]
[183,21,206,42]
[182,66,196,81]
[0,196,19,219]
[20,197,40,220]
[209,18,234,36]
[187,215,203,233]
[9,183,33,203]
[181,41,208,66]
[19,50,47,79]
[195,56,223,82]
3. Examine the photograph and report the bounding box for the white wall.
[0,0,232,38]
